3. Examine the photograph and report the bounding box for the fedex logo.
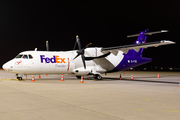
[40,55,66,63]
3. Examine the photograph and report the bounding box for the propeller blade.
[83,43,92,50]
[46,41,49,51]
[73,54,80,60]
[74,35,91,69]
[81,54,86,70]
[76,35,82,50]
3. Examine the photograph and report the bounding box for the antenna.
[46,41,49,51]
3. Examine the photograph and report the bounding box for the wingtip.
[161,30,168,32]
[161,40,176,44]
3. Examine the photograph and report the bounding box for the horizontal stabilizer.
[101,40,175,55]
[127,30,168,37]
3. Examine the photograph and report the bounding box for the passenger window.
[23,55,28,59]
[15,54,23,58]
[28,54,33,59]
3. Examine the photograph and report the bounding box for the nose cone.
[2,62,9,71]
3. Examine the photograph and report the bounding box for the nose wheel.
[16,74,23,81]
[17,77,23,80]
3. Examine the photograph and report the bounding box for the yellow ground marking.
[145,99,150,101]
[171,107,176,109]
[165,110,180,112]
[0,78,23,81]
[156,102,159,103]
[163,104,166,106]
[90,87,95,91]
[0,78,14,80]
[138,109,144,111]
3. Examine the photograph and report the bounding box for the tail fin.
[127,29,168,57]
[133,29,148,44]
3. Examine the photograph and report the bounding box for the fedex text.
[40,55,66,63]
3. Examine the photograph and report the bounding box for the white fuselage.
[3,47,124,75]
[2,29,174,80]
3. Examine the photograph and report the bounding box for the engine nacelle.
[72,68,92,76]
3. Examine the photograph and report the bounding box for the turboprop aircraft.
[2,29,175,80]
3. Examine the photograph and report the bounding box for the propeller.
[46,41,49,51]
[73,35,92,70]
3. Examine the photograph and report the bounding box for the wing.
[101,40,175,55]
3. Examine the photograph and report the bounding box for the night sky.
[1,0,180,68]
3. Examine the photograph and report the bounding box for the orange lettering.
[55,56,60,63]
[60,58,66,63]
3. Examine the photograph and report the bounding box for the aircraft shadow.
[102,77,179,84]
[26,75,179,85]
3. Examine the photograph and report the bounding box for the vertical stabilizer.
[127,29,149,56]
[127,29,168,57]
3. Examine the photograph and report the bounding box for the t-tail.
[111,29,169,71]
[127,29,168,57]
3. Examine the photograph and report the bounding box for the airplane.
[2,29,175,80]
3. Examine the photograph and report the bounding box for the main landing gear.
[76,74,103,80]
[94,74,102,80]
[76,76,82,79]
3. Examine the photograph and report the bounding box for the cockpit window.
[23,55,28,59]
[28,54,33,59]
[15,54,23,58]
[15,54,33,59]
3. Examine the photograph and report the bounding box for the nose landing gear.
[16,74,23,81]
[17,77,22,80]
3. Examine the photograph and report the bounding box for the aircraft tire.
[76,76,81,79]
[94,74,102,80]
[17,77,22,81]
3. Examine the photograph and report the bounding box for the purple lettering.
[40,55,45,63]
[51,56,56,63]
[40,55,60,63]
[45,58,50,63]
